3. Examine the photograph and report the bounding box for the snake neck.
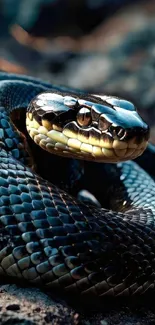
[25,134,85,191]
[0,100,84,193]
[0,78,55,167]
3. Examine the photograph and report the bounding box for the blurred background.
[0,0,155,142]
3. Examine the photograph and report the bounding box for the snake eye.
[99,116,111,131]
[77,107,92,127]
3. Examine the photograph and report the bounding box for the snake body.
[0,72,155,299]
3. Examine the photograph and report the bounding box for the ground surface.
[1,284,155,325]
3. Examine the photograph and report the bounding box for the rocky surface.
[1,284,155,325]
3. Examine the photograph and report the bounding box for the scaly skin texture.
[0,72,155,299]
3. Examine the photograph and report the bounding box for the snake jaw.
[26,115,148,163]
[26,91,149,163]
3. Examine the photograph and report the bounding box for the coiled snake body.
[0,72,155,299]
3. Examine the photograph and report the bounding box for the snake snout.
[109,125,149,143]
[125,126,150,143]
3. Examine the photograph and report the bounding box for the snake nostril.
[117,128,126,140]
[110,126,126,140]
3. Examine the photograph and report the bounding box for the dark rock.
[6,304,20,311]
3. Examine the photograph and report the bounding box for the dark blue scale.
[52,264,68,277]
[17,170,28,178]
[25,171,34,178]
[45,207,59,217]
[56,205,68,214]
[47,216,62,227]
[37,226,67,239]
[10,194,22,205]
[15,213,31,222]
[1,156,8,167]
[0,177,8,187]
[11,149,20,159]
[18,221,35,232]
[0,206,12,214]
[28,185,40,192]
[40,270,56,283]
[76,277,90,292]
[18,184,29,193]
[36,261,51,274]
[8,184,20,194]
[22,231,38,243]
[6,225,21,236]
[42,192,52,199]
[59,245,77,257]
[1,215,16,225]
[40,185,49,192]
[58,273,74,287]
[88,221,103,232]
[42,198,55,207]
[0,186,9,195]
[31,252,44,265]
[31,210,47,220]
[32,200,44,210]
[13,137,21,145]
[1,195,10,205]
[8,164,17,170]
[1,118,10,128]
[22,202,33,212]
[30,192,42,200]
[5,138,14,148]
[59,214,73,224]
[21,193,32,203]
[0,170,9,178]
[13,246,28,260]
[26,241,41,254]
[49,254,63,266]
[1,150,7,157]
[53,199,66,207]
[44,247,58,257]
[73,242,90,255]
[16,177,27,185]
[65,256,80,269]
[0,128,4,138]
[12,204,25,214]
[1,163,8,170]
[71,266,87,280]
[17,257,31,271]
[64,224,78,234]
[5,127,15,137]
[0,199,4,207]
[41,235,71,248]
[22,267,38,280]
[40,238,57,248]
[75,221,91,231]
[69,212,85,221]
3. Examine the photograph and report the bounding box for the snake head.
[26,91,149,163]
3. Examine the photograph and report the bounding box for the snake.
[0,72,155,300]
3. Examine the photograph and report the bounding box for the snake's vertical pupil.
[77,107,92,127]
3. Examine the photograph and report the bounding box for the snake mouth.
[26,113,148,163]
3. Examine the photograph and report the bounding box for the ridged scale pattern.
[1,148,155,297]
[0,73,155,298]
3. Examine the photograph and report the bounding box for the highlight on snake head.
[26,91,150,163]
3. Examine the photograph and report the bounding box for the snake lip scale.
[0,72,154,300]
